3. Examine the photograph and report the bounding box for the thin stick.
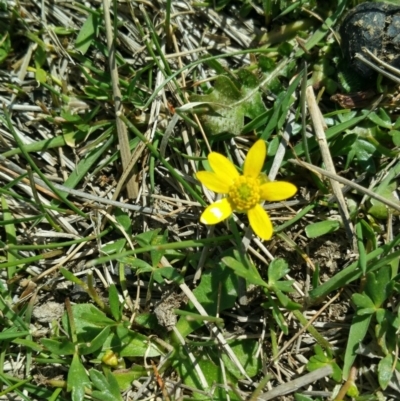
[271,289,342,362]
[102,0,137,198]
[0,155,181,216]
[361,47,400,78]
[355,52,400,84]
[306,86,356,249]
[173,326,210,390]
[289,159,400,213]
[179,282,252,382]
[257,365,333,400]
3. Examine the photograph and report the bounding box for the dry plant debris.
[0,0,400,400]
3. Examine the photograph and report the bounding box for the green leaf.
[360,218,377,251]
[364,265,393,308]
[295,0,347,57]
[0,32,11,64]
[175,263,238,338]
[242,108,273,134]
[342,314,372,380]
[378,108,392,126]
[367,111,393,129]
[172,356,240,400]
[114,325,161,357]
[368,160,400,219]
[114,209,132,235]
[75,12,99,54]
[60,268,87,287]
[273,280,296,293]
[267,258,298,297]
[268,258,290,284]
[35,67,47,84]
[90,369,123,401]
[34,43,46,67]
[293,111,369,160]
[274,289,302,310]
[261,73,302,140]
[376,309,386,325]
[62,304,116,345]
[150,230,168,267]
[67,352,91,401]
[78,326,111,355]
[263,294,289,335]
[126,257,154,273]
[2,196,17,279]
[356,308,376,316]
[222,256,268,287]
[352,293,375,310]
[41,338,75,355]
[309,236,400,301]
[133,312,160,330]
[153,266,183,284]
[330,133,358,156]
[220,340,261,379]
[391,130,400,146]
[307,345,342,383]
[101,238,126,255]
[368,180,398,219]
[378,353,394,390]
[109,284,122,322]
[112,366,148,391]
[83,86,109,100]
[356,220,367,274]
[135,229,160,247]
[345,137,377,173]
[12,338,44,352]
[305,220,341,238]
[347,382,359,398]
[190,72,266,136]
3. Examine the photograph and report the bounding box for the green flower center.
[228,176,260,211]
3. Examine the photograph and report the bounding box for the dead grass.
[0,1,400,401]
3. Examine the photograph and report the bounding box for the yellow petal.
[208,152,239,184]
[260,181,297,201]
[243,140,267,178]
[200,198,233,225]
[248,204,273,240]
[196,171,230,193]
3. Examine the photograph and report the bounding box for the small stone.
[32,301,64,323]
[154,292,186,331]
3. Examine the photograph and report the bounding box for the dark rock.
[340,2,400,77]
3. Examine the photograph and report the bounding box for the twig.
[171,326,210,391]
[179,282,252,382]
[306,86,356,249]
[361,47,400,78]
[289,159,400,213]
[257,365,333,400]
[271,289,342,362]
[0,155,189,217]
[268,111,295,181]
[102,0,137,198]
[355,52,400,84]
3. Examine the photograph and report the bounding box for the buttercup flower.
[196,140,297,240]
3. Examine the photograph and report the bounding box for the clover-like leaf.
[365,265,393,308]
[307,345,342,382]
[68,352,91,401]
[90,369,123,401]
[190,73,266,136]
[378,353,394,390]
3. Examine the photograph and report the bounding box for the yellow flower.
[196,140,297,240]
